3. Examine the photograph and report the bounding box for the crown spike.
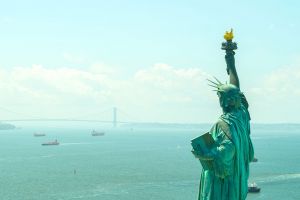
[208,84,219,89]
[207,79,220,86]
[213,76,223,85]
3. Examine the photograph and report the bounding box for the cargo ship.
[34,133,46,137]
[91,130,105,136]
[42,139,59,146]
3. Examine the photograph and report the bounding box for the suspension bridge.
[0,107,135,127]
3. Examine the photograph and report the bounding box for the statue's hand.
[191,150,214,161]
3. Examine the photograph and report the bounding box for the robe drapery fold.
[198,95,254,200]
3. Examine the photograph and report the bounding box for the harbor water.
[0,123,299,200]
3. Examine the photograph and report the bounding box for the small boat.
[42,139,59,146]
[252,157,258,162]
[34,133,46,137]
[248,182,261,193]
[91,130,105,136]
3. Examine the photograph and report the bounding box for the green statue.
[192,29,254,200]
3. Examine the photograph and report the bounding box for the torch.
[221,29,237,75]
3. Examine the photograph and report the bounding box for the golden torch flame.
[224,29,234,41]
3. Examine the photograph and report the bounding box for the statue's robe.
[198,94,254,200]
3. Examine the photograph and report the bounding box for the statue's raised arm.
[221,29,240,88]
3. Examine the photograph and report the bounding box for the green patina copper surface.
[193,30,254,200]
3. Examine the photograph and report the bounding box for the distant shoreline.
[122,122,300,129]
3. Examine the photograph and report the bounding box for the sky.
[0,0,299,123]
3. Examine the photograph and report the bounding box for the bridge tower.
[113,107,117,127]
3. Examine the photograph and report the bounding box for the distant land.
[123,123,213,130]
[123,123,300,130]
[0,122,16,130]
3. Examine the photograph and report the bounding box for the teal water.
[0,123,300,200]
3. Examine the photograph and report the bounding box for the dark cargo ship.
[91,130,105,136]
[42,139,59,146]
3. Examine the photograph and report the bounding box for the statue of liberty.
[192,29,254,200]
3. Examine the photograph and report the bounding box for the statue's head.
[217,84,241,113]
[208,78,241,113]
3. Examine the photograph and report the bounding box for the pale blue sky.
[0,0,299,123]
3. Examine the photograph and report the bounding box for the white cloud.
[89,63,119,77]
[133,63,211,103]
[0,63,221,123]
[248,66,300,123]
[0,65,113,119]
[4,62,299,123]
[251,67,300,96]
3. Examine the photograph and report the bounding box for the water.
[0,123,299,200]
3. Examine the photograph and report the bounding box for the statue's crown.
[207,77,240,96]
